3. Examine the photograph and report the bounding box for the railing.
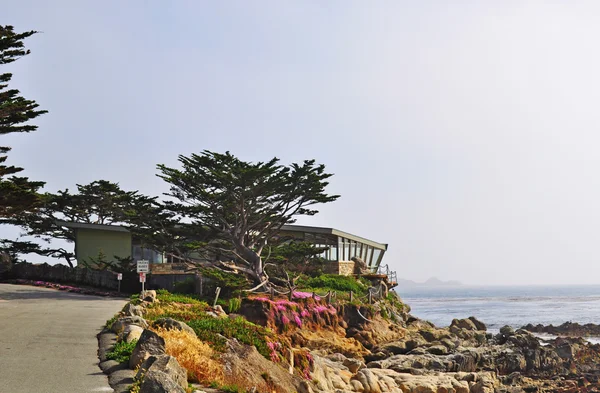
[371,264,398,286]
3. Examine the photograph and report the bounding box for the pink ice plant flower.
[293,312,302,327]
[301,309,310,318]
[281,314,290,325]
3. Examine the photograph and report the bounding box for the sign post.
[117,273,123,293]
[137,260,149,293]
[139,272,146,292]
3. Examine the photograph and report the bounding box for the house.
[58,220,394,285]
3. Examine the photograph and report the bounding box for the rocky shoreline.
[98,290,600,393]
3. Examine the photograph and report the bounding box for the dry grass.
[152,327,224,384]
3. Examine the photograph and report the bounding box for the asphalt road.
[0,283,127,393]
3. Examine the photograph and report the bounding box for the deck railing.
[370,264,397,286]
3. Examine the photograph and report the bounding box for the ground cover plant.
[106,339,138,363]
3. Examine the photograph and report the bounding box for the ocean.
[395,285,600,335]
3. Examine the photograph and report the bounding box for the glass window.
[365,247,373,266]
[372,250,381,268]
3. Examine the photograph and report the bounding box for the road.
[0,283,127,393]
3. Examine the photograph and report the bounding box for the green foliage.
[157,151,339,282]
[173,277,196,294]
[107,339,138,363]
[187,316,271,357]
[299,274,368,295]
[155,289,205,305]
[228,297,242,313]
[0,25,47,220]
[105,314,119,330]
[209,382,245,393]
[200,267,249,296]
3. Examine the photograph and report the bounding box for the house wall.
[324,261,356,276]
[75,228,132,267]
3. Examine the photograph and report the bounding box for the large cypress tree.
[0,25,47,219]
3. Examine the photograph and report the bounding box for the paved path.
[0,284,127,393]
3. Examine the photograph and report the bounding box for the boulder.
[450,318,478,331]
[119,324,144,343]
[151,318,196,336]
[500,325,515,337]
[129,329,166,369]
[343,357,365,374]
[111,316,149,334]
[426,345,448,355]
[122,303,144,317]
[468,316,487,331]
[136,354,187,393]
[141,290,158,303]
[352,257,369,274]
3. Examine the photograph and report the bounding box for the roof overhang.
[56,220,131,233]
[280,224,388,251]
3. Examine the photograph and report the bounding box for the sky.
[3,1,600,286]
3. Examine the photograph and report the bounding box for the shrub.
[200,268,249,296]
[153,327,223,384]
[228,297,242,313]
[299,274,367,294]
[107,340,138,363]
[187,316,271,357]
[173,278,196,294]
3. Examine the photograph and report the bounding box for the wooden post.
[199,275,203,295]
[270,287,275,300]
[349,290,353,302]
[312,291,316,300]
[289,348,294,374]
[326,291,331,304]
[213,287,221,307]
[368,289,372,304]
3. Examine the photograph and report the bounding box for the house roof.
[56,220,131,233]
[280,224,388,251]
[56,220,387,250]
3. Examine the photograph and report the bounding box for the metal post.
[213,287,221,307]
[118,280,121,293]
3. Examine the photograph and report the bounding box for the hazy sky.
[4,1,600,286]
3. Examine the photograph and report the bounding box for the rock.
[470,372,498,393]
[99,359,127,374]
[352,257,369,274]
[119,324,144,343]
[555,339,576,359]
[451,318,478,331]
[122,303,144,317]
[355,369,382,393]
[151,318,196,336]
[136,354,187,393]
[111,316,149,334]
[213,305,227,317]
[426,345,448,355]
[500,325,515,337]
[469,316,487,331]
[141,290,157,303]
[343,357,365,373]
[129,329,166,369]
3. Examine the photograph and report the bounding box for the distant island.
[396,276,462,288]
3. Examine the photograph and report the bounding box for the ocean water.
[395,285,600,333]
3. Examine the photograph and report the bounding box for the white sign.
[117,273,123,281]
[139,272,146,283]
[136,260,149,273]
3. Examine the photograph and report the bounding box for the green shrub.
[107,339,138,363]
[105,314,118,330]
[155,290,204,304]
[200,268,249,296]
[228,297,242,313]
[187,315,270,357]
[299,274,367,294]
[173,278,196,294]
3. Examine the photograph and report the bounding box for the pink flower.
[276,305,287,311]
[301,309,310,318]
[281,314,290,325]
[292,291,313,299]
[293,313,302,327]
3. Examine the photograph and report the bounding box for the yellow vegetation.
[152,327,224,384]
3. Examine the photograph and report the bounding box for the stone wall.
[324,261,356,276]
